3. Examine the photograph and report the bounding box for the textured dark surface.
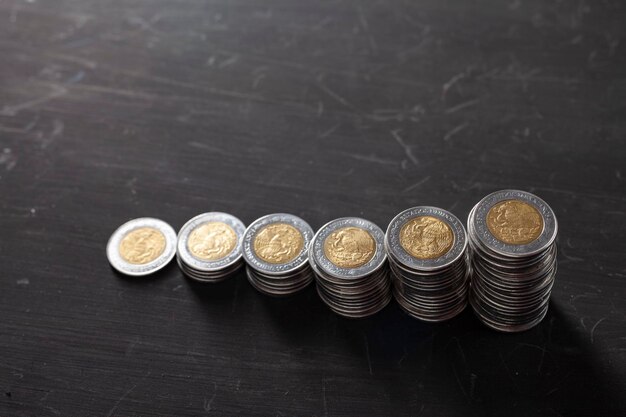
[1,0,625,416]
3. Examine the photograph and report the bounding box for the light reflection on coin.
[386,207,469,322]
[243,213,314,296]
[119,227,167,265]
[188,222,237,261]
[254,223,304,264]
[399,216,453,260]
[323,226,375,268]
[468,190,558,332]
[177,212,246,283]
[486,200,543,245]
[310,217,391,318]
[107,218,177,276]
[471,189,557,258]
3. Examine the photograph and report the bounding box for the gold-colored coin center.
[119,227,166,265]
[323,226,376,268]
[253,223,304,264]
[188,221,237,261]
[486,199,544,245]
[399,216,454,260]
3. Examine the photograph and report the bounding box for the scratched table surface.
[1,0,625,416]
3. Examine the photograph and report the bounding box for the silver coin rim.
[242,213,314,275]
[177,212,245,272]
[470,190,558,257]
[106,217,177,276]
[316,284,392,318]
[385,206,467,271]
[310,217,387,279]
[469,293,549,332]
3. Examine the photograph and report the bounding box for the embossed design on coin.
[108,218,177,276]
[253,223,304,264]
[119,227,166,265]
[486,199,544,245]
[323,227,375,268]
[188,222,237,261]
[399,216,454,259]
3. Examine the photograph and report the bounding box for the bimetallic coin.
[385,207,469,323]
[386,206,467,271]
[309,217,391,318]
[243,213,314,276]
[471,190,557,258]
[255,223,303,264]
[177,212,245,282]
[188,221,237,261]
[107,218,177,276]
[324,226,376,268]
[467,190,558,332]
[311,218,387,280]
[486,200,543,245]
[242,213,315,296]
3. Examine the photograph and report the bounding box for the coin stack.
[107,218,178,276]
[467,190,558,332]
[385,207,469,322]
[177,212,246,282]
[309,217,391,318]
[242,213,315,296]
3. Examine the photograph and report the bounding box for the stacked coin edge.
[467,190,558,332]
[106,189,559,331]
[385,206,470,322]
[309,217,392,319]
[242,213,315,297]
[176,212,246,283]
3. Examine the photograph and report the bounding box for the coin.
[385,206,469,322]
[177,212,246,282]
[107,217,177,276]
[311,218,387,279]
[243,213,314,296]
[470,189,557,258]
[324,226,376,268]
[400,216,454,259]
[188,222,237,261]
[467,190,558,332]
[309,217,391,318]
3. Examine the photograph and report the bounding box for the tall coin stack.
[177,212,246,282]
[309,217,391,318]
[243,213,315,296]
[385,207,469,322]
[467,190,558,332]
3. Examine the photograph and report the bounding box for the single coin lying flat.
[107,217,177,276]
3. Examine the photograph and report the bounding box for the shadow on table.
[354,302,624,416]
[185,271,625,416]
[251,290,624,416]
[185,269,329,344]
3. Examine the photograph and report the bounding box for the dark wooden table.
[1,0,625,416]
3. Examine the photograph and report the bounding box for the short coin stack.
[177,212,246,282]
[309,217,391,318]
[467,190,558,332]
[385,207,469,322]
[243,213,314,296]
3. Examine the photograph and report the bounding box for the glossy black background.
[1,0,625,416]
